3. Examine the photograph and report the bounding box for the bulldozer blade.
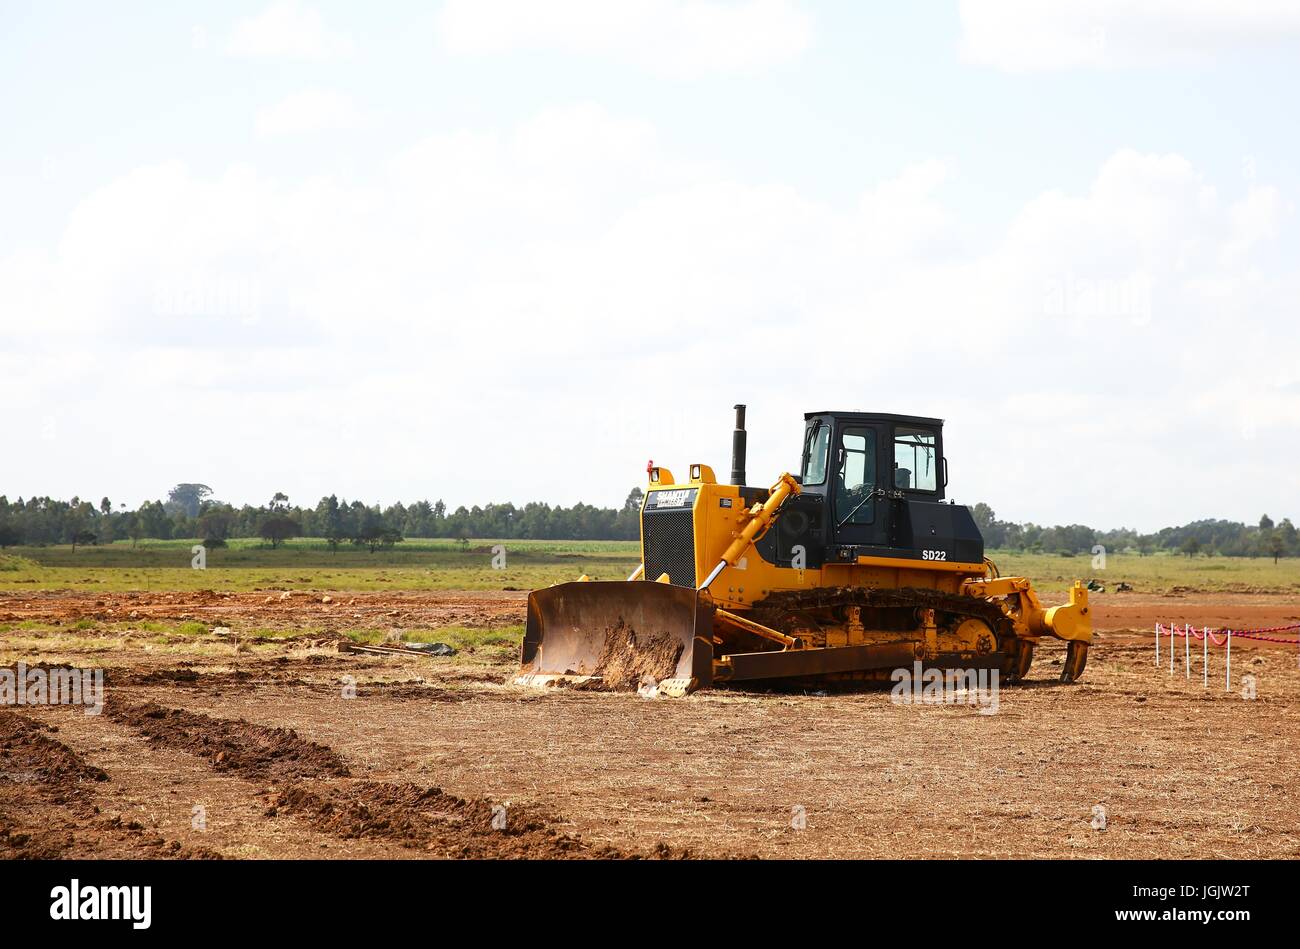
[515,581,715,694]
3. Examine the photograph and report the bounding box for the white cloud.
[435,0,813,77]
[255,90,362,136]
[227,1,355,61]
[959,0,1300,71]
[1,105,1293,527]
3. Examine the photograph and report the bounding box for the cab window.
[893,426,937,492]
[835,427,876,524]
[801,420,830,485]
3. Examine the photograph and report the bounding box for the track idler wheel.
[1060,640,1089,683]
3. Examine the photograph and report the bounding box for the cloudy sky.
[2,1,1298,531]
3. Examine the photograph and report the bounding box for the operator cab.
[755,411,982,570]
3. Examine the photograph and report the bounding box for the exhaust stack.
[730,404,747,486]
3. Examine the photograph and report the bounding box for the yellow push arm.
[698,473,800,591]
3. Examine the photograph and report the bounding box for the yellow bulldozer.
[516,405,1092,696]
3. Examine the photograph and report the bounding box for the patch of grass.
[0,635,123,654]
[0,554,38,572]
[239,627,319,640]
[0,620,58,633]
[402,624,524,651]
[333,624,523,653]
[175,621,210,636]
[987,550,1300,594]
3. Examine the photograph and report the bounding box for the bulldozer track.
[750,586,1020,662]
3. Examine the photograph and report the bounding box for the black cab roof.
[803,410,944,427]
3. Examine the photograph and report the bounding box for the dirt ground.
[2,587,1298,860]
[0,588,528,632]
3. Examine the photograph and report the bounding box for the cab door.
[831,422,887,547]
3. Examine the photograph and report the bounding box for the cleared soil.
[0,589,528,631]
[2,587,1298,859]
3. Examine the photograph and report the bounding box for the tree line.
[0,483,646,550]
[970,504,1296,562]
[0,485,1294,561]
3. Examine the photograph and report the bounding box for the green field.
[1,538,1297,594]
[986,550,1300,594]
[0,537,640,592]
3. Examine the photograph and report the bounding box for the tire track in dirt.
[0,709,220,859]
[17,704,421,859]
[104,701,351,782]
[265,782,679,858]
[101,699,690,858]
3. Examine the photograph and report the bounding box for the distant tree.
[1180,537,1202,558]
[258,514,300,549]
[1265,531,1284,565]
[166,484,213,518]
[352,523,403,553]
[137,500,173,539]
[0,522,23,549]
[197,509,234,548]
[317,495,345,551]
[269,492,290,511]
[454,526,470,551]
[71,529,97,552]
[1278,518,1298,556]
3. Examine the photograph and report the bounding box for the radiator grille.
[642,509,696,588]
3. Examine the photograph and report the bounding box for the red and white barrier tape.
[1156,622,1300,645]
[1155,621,1299,690]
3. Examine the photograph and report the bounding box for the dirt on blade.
[592,620,684,689]
[105,701,351,782]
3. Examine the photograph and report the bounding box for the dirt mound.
[0,711,109,789]
[592,620,683,690]
[126,668,202,685]
[106,702,350,782]
[0,709,227,859]
[0,711,102,858]
[266,780,685,859]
